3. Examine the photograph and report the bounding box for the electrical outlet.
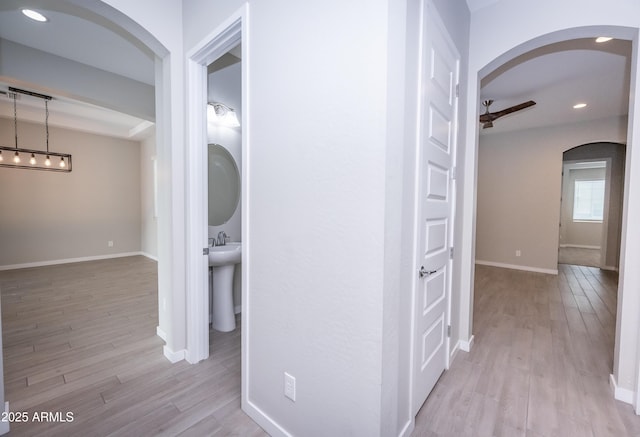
[108,240,114,247]
[284,372,296,401]
[515,249,521,257]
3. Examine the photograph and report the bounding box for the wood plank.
[0,256,266,436]
[414,264,640,437]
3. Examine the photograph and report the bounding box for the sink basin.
[208,242,242,332]
[208,242,241,267]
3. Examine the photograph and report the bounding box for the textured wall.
[0,118,142,267]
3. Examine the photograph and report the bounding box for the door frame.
[558,158,611,268]
[407,0,459,417]
[185,6,247,364]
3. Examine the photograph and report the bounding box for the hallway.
[413,264,640,436]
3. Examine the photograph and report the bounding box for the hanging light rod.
[0,87,72,172]
[8,86,52,101]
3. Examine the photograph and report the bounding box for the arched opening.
[0,3,189,434]
[559,142,626,270]
[467,23,639,417]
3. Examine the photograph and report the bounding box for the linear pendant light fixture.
[0,87,72,172]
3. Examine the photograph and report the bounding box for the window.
[573,179,605,221]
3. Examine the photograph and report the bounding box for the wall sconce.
[207,102,240,128]
[1,87,72,172]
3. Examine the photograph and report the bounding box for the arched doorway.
[559,142,626,270]
[461,13,640,410]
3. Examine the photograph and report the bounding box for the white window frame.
[572,178,605,223]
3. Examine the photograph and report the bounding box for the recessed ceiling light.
[573,103,587,109]
[595,36,613,43]
[21,9,48,22]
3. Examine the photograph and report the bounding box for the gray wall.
[476,116,626,272]
[0,118,143,267]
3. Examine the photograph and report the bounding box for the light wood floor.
[0,256,266,436]
[558,247,601,268]
[414,263,640,437]
[3,258,640,436]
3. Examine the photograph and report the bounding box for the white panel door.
[412,2,459,415]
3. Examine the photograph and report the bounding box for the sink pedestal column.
[211,264,236,332]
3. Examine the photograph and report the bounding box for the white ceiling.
[465,0,500,13]
[479,38,631,135]
[0,1,632,141]
[0,2,154,140]
[464,0,631,135]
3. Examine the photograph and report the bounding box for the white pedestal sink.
[209,242,241,332]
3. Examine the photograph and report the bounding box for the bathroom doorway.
[206,45,243,336]
[184,9,247,369]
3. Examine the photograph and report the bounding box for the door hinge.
[451,166,457,180]
[447,325,451,337]
[203,247,209,255]
[450,247,454,259]
[455,84,459,97]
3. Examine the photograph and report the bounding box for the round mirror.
[208,144,240,226]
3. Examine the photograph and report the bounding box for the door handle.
[419,266,438,278]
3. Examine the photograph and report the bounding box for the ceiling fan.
[479,99,536,128]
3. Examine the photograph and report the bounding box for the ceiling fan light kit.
[479,99,536,129]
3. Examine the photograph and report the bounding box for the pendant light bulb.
[29,153,37,165]
[0,151,3,162]
[45,155,51,166]
[59,157,66,168]
[13,151,20,163]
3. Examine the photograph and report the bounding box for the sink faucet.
[217,231,228,246]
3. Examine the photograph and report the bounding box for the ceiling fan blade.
[484,100,536,122]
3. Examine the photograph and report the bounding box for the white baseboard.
[397,418,414,437]
[460,335,474,352]
[243,398,292,437]
[475,260,558,275]
[0,252,149,271]
[163,345,186,363]
[156,326,167,342]
[610,374,635,405]
[559,244,601,249]
[141,252,158,261]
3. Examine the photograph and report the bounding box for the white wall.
[141,131,158,259]
[184,0,400,435]
[0,118,142,268]
[476,117,626,273]
[464,0,640,402]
